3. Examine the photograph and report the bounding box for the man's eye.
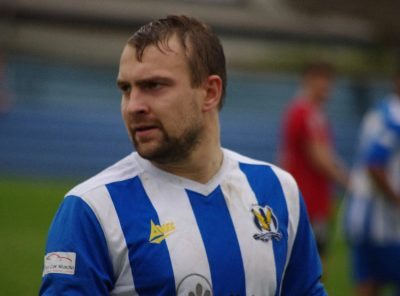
[143,82,162,90]
[119,84,131,93]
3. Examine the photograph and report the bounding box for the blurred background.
[1,0,399,294]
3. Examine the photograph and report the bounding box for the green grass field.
[0,178,352,295]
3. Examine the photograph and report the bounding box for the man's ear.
[202,75,222,112]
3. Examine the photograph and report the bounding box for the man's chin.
[135,145,182,165]
[135,144,165,161]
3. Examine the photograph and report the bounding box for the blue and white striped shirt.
[345,95,400,245]
[40,149,325,295]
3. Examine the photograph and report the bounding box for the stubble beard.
[132,119,204,165]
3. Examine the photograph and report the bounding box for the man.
[280,62,348,259]
[345,72,400,296]
[40,15,326,295]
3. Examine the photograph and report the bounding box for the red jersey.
[281,98,332,221]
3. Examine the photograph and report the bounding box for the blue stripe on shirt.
[107,177,176,296]
[366,100,400,166]
[280,194,325,295]
[40,196,114,295]
[383,100,400,135]
[187,186,246,296]
[365,142,391,166]
[239,163,288,296]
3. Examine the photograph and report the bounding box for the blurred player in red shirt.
[280,61,348,263]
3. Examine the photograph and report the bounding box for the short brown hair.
[128,15,227,109]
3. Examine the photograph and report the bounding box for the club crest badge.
[251,205,282,242]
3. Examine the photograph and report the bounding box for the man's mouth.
[134,125,159,139]
[135,126,156,132]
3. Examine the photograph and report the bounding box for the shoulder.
[224,149,299,196]
[67,153,142,198]
[58,153,143,236]
[383,96,400,134]
[224,149,302,243]
[286,98,308,115]
[284,98,316,128]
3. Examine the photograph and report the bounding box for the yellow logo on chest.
[149,220,176,244]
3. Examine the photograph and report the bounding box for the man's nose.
[125,90,150,114]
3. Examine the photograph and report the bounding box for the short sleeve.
[305,109,330,143]
[281,193,326,296]
[39,195,114,295]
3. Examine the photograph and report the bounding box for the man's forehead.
[124,35,186,61]
[118,36,190,81]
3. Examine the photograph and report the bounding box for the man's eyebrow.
[116,76,174,89]
[135,76,174,85]
[116,79,129,88]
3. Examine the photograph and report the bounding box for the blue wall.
[0,55,391,178]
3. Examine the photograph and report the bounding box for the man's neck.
[151,116,223,184]
[151,144,224,184]
[304,92,324,107]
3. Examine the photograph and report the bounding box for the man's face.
[117,36,206,164]
[306,74,333,103]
